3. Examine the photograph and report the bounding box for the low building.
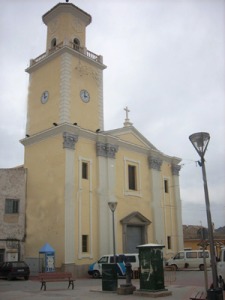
[0,166,26,262]
[183,225,225,258]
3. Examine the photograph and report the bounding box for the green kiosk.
[136,243,172,297]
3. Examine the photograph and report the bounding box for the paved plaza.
[0,271,224,300]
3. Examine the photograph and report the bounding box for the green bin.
[102,264,118,291]
[137,243,165,292]
[207,288,224,300]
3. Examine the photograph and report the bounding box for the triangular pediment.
[120,211,151,225]
[105,126,158,151]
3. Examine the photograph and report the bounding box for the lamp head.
[189,132,210,158]
[108,202,118,212]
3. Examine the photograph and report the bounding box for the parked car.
[0,261,30,280]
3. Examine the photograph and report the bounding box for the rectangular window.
[82,162,88,179]
[186,252,197,259]
[198,251,209,258]
[167,236,171,249]
[128,165,136,190]
[0,249,5,263]
[164,179,169,193]
[82,235,88,252]
[5,199,19,214]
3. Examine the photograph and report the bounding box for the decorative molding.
[96,142,118,159]
[171,164,181,176]
[148,156,162,171]
[63,132,78,149]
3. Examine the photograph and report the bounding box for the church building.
[19,2,183,275]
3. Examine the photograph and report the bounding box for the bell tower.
[22,2,107,270]
[25,2,106,136]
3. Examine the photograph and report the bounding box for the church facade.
[19,2,183,275]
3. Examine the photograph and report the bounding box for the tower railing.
[29,41,102,66]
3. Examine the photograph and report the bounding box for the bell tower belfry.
[25,2,106,135]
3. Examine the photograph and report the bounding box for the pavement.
[0,275,224,299]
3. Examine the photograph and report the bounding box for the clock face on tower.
[80,89,90,103]
[41,91,49,104]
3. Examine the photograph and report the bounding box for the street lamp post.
[108,202,118,264]
[189,132,218,289]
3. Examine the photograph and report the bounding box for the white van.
[166,250,210,271]
[88,253,139,278]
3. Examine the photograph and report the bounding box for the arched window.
[73,38,80,51]
[51,38,57,49]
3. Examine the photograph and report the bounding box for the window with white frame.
[124,158,141,195]
[82,235,88,253]
[164,179,169,193]
[128,165,136,190]
[82,162,88,179]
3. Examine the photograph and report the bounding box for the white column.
[151,168,165,244]
[148,156,164,244]
[97,142,118,257]
[64,148,75,263]
[63,132,78,263]
[172,165,184,251]
[98,155,108,255]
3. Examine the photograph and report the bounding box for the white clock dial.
[41,91,49,104]
[80,89,90,103]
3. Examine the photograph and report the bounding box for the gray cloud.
[0,0,224,227]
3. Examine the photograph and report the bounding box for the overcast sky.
[0,0,224,228]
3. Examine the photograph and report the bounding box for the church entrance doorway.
[126,226,143,253]
[120,211,151,253]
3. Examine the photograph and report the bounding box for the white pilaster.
[150,169,165,245]
[77,157,93,259]
[98,156,117,257]
[173,175,184,251]
[64,148,75,263]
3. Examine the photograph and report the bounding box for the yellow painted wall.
[24,134,66,266]
[115,133,149,148]
[27,57,61,135]
[71,58,102,131]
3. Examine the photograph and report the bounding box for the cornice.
[20,123,95,146]
[42,3,92,26]
[20,123,182,168]
[26,46,106,74]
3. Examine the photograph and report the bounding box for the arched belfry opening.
[73,38,80,51]
[51,38,57,49]
[120,212,151,253]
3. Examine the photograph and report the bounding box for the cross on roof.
[123,106,133,127]
[124,106,130,120]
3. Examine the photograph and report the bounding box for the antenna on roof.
[66,0,69,2]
